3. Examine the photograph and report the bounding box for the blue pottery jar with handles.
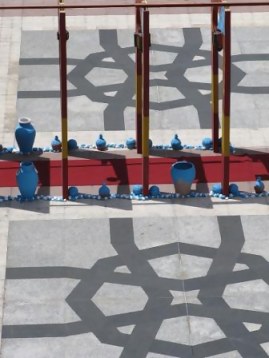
[16,161,38,199]
[96,134,107,151]
[15,117,36,154]
[171,161,196,195]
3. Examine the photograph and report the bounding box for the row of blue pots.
[16,160,196,199]
[14,117,223,154]
[14,161,267,200]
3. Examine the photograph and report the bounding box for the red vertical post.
[221,8,231,196]
[142,9,150,196]
[211,6,219,153]
[58,5,69,200]
[135,5,142,154]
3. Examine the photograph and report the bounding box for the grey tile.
[1,333,123,358]
[21,31,58,59]
[7,219,114,268]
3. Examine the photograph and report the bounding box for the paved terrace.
[1,6,269,358]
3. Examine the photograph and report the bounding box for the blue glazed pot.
[132,184,143,196]
[170,161,196,195]
[212,183,222,194]
[99,183,110,198]
[68,186,79,198]
[15,117,36,154]
[171,134,181,150]
[126,137,136,150]
[68,139,78,151]
[149,185,160,197]
[16,162,38,199]
[51,136,62,152]
[202,137,213,150]
[254,177,264,194]
[96,134,107,151]
[229,183,239,196]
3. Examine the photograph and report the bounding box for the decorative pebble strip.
[0,190,268,203]
[0,142,235,154]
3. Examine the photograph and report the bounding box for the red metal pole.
[221,8,231,196]
[211,5,219,153]
[135,5,143,154]
[58,6,69,200]
[142,9,150,196]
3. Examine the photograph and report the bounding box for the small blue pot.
[132,184,143,196]
[96,134,107,151]
[254,177,264,194]
[202,137,213,150]
[68,186,79,197]
[126,138,136,150]
[149,185,160,197]
[16,162,38,199]
[51,136,62,152]
[229,183,239,196]
[171,134,181,150]
[68,139,78,151]
[15,117,36,154]
[171,161,196,195]
[99,183,110,198]
[212,183,222,194]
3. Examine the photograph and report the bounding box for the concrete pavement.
[1,10,269,357]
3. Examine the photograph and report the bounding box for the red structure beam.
[0,2,269,10]
[1,154,269,188]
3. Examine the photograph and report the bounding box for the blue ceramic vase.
[170,161,196,195]
[15,117,36,154]
[16,162,38,199]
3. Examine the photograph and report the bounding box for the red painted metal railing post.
[211,5,219,153]
[135,5,143,154]
[58,2,69,200]
[142,8,150,196]
[221,8,231,196]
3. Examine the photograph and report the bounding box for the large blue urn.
[15,117,36,154]
[170,161,196,195]
[16,162,38,199]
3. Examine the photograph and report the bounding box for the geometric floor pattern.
[2,216,269,357]
[17,28,269,133]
